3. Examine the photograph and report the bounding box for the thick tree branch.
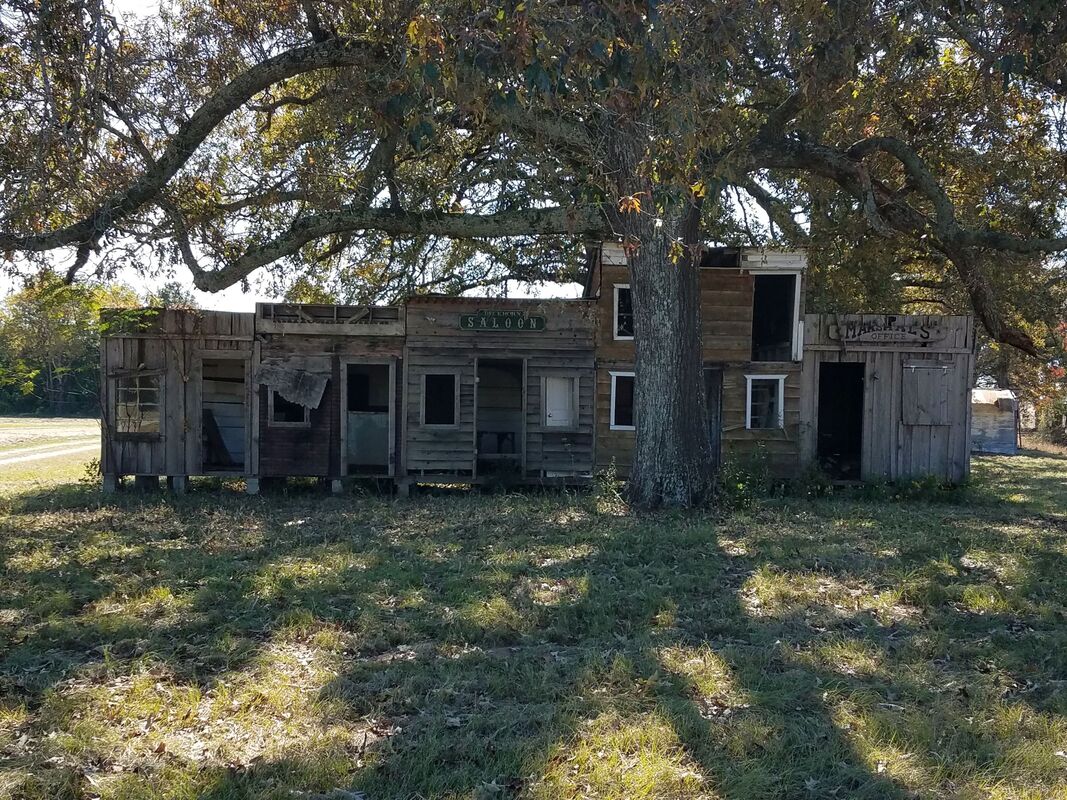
[736,178,808,241]
[847,136,956,229]
[0,37,390,259]
[752,134,1054,355]
[301,0,331,43]
[188,205,607,292]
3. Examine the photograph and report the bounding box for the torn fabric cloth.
[255,362,329,409]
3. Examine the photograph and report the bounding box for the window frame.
[421,371,461,428]
[112,370,164,440]
[745,374,787,430]
[268,389,312,429]
[541,373,580,431]
[613,284,634,341]
[748,270,803,362]
[609,371,636,431]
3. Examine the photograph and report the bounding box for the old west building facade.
[100,243,974,492]
[587,242,807,475]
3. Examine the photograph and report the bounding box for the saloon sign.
[460,309,546,332]
[828,317,946,344]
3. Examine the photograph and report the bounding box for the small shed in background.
[970,389,1019,455]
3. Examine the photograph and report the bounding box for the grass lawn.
[0,417,99,451]
[0,452,1066,799]
[0,416,100,493]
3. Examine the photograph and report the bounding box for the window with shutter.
[902,363,952,425]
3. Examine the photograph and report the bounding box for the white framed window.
[609,371,635,430]
[422,372,460,427]
[745,374,786,429]
[115,373,162,437]
[543,375,579,429]
[750,271,802,362]
[269,390,311,428]
[613,284,634,340]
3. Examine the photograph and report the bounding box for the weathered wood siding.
[799,314,974,482]
[101,310,254,478]
[403,297,596,480]
[255,329,404,478]
[591,243,806,475]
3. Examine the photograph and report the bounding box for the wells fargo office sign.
[460,309,546,332]
[828,317,946,344]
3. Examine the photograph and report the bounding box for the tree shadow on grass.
[2,483,1065,798]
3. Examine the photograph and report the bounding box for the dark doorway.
[476,358,524,477]
[201,358,246,472]
[817,362,864,480]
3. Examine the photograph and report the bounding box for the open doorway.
[345,362,392,475]
[817,362,864,480]
[476,359,523,477]
[202,358,246,472]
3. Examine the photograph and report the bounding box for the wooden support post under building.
[102,474,118,494]
[396,478,411,498]
[167,476,188,494]
[245,477,260,495]
[330,479,344,494]
[134,475,160,492]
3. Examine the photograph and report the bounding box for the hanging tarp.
[255,357,330,409]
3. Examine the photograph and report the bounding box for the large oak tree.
[1,0,1066,506]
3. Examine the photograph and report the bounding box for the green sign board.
[460,310,546,332]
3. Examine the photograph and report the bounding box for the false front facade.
[99,243,974,491]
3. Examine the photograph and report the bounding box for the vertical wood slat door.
[899,360,955,481]
[704,367,723,472]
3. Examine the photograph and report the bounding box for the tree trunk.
[607,124,717,508]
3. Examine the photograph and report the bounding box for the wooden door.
[704,367,723,472]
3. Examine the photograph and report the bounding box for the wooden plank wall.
[591,246,804,475]
[403,298,596,479]
[101,310,255,478]
[800,314,974,483]
[721,366,803,472]
[256,334,404,478]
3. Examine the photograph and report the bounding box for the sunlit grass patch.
[514,574,588,609]
[741,566,888,622]
[534,710,709,799]
[658,646,740,703]
[459,595,532,640]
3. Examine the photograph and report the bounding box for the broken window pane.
[115,374,160,434]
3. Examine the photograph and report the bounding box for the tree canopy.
[0,270,138,413]
[1,0,1065,352]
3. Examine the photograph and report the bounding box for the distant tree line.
[0,273,197,415]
